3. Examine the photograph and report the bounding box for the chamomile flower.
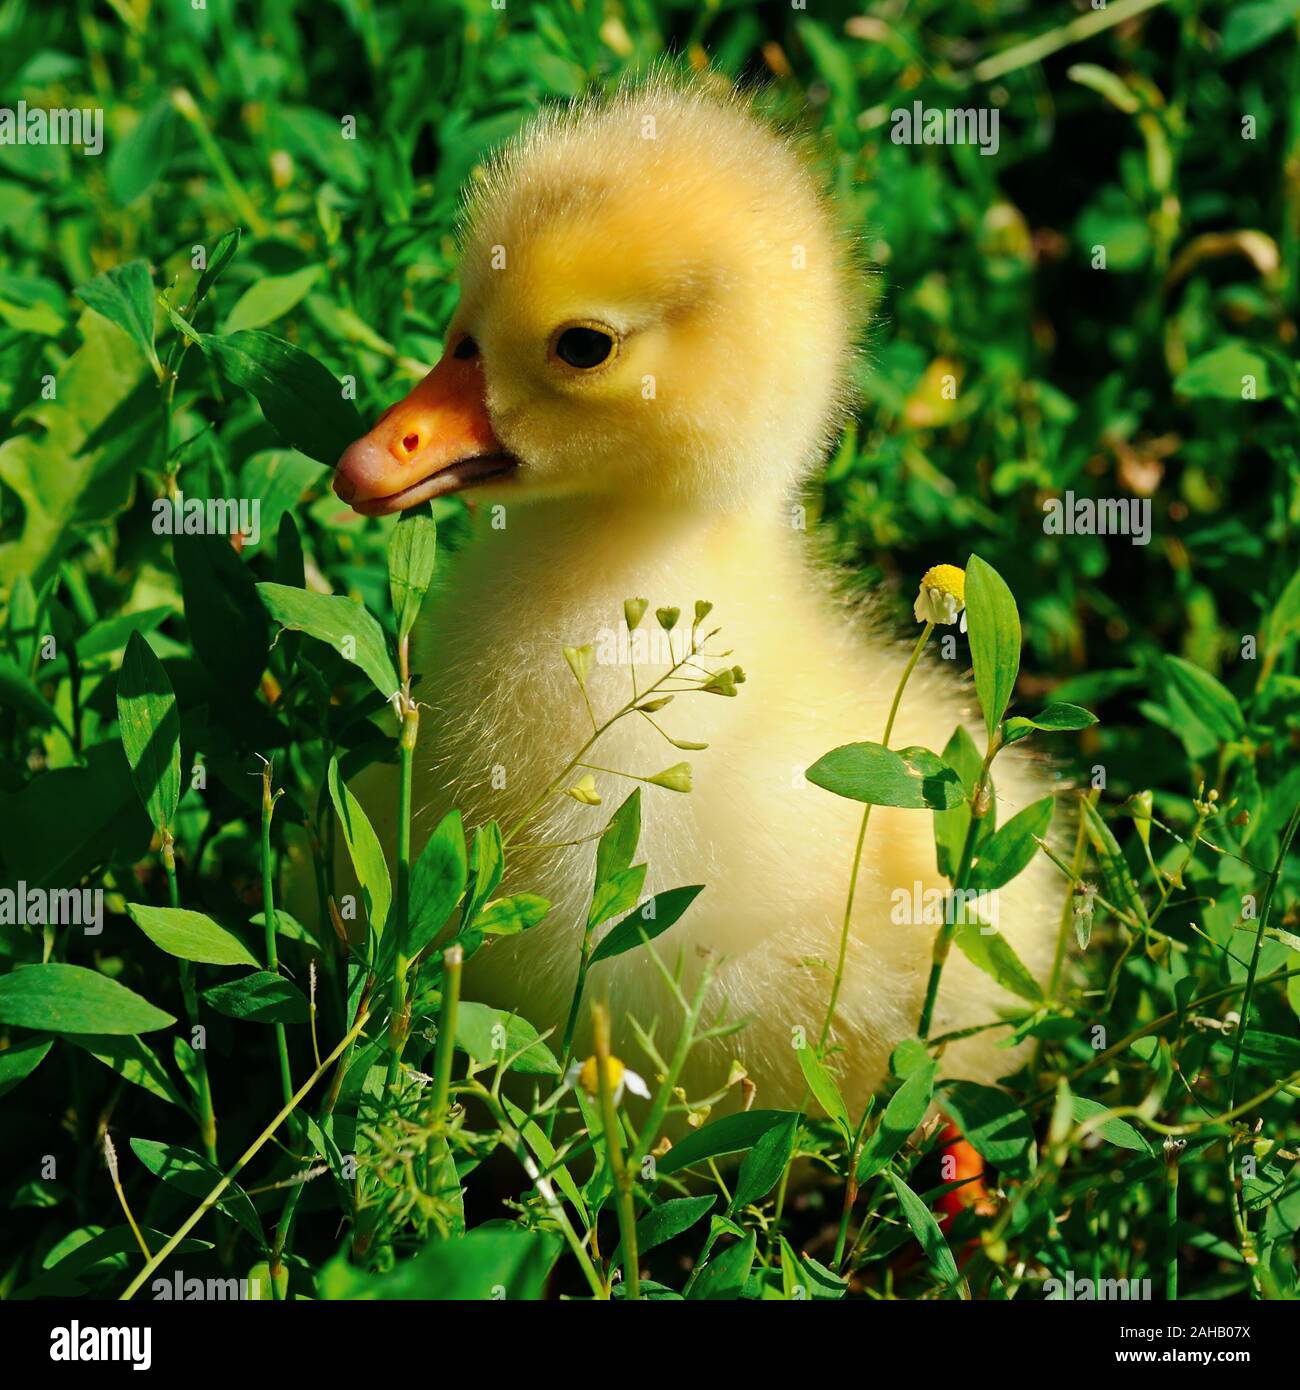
[566,1054,651,1105]
[914,564,967,631]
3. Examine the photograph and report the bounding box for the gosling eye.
[452,335,480,360]
[553,325,616,371]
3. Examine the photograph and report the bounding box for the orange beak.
[333,348,517,515]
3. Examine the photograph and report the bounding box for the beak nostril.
[401,432,419,454]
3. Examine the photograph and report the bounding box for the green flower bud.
[656,606,680,632]
[694,600,713,625]
[562,644,594,689]
[647,762,692,793]
[624,598,649,632]
[1129,789,1154,848]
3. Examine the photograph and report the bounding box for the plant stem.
[1043,966,1300,1101]
[820,622,933,1051]
[384,690,420,1095]
[1227,799,1300,1106]
[471,1084,607,1300]
[164,837,217,1163]
[593,1002,640,1299]
[501,638,708,849]
[119,1010,370,1301]
[104,1134,151,1262]
[919,736,999,1039]
[1164,1139,1181,1300]
[259,761,294,1112]
[1047,794,1092,1000]
[170,87,268,235]
[622,960,715,1173]
[833,1118,871,1271]
[270,972,374,1292]
[555,937,595,1099]
[431,945,463,1121]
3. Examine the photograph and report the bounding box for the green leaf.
[0,743,151,891]
[202,972,309,1024]
[858,1060,936,1181]
[968,795,1054,891]
[200,330,364,465]
[327,757,391,944]
[115,631,181,832]
[0,312,144,585]
[174,534,268,697]
[408,810,467,957]
[627,1196,716,1262]
[952,916,1043,1003]
[806,742,963,810]
[126,904,259,967]
[473,894,549,937]
[258,582,399,700]
[657,1110,796,1175]
[129,1139,265,1246]
[1221,0,1300,60]
[224,264,323,333]
[1002,702,1098,744]
[965,555,1021,740]
[1271,564,1300,647]
[453,1002,561,1075]
[165,301,201,346]
[75,261,159,374]
[933,725,982,878]
[688,1230,756,1300]
[1081,799,1148,927]
[589,884,704,964]
[778,1238,848,1301]
[107,97,174,205]
[330,1229,560,1300]
[0,964,174,1035]
[587,863,646,931]
[194,228,242,304]
[887,1171,959,1285]
[0,1034,53,1098]
[796,1046,853,1139]
[69,1034,186,1109]
[731,1113,799,1211]
[941,1081,1036,1179]
[387,504,438,642]
[797,14,857,106]
[1233,1029,1300,1070]
[595,788,641,887]
[463,822,504,930]
[239,449,320,553]
[0,655,64,729]
[250,908,315,947]
[1174,340,1277,400]
[1163,656,1245,742]
[503,1097,588,1222]
[16,1226,213,1298]
[1070,1097,1153,1153]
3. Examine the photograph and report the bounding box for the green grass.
[1,0,1299,1302]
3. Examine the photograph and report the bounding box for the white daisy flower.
[565,1054,651,1105]
[914,563,967,631]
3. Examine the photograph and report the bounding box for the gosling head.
[334,77,863,517]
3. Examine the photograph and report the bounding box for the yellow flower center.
[578,1055,625,1095]
[920,564,966,602]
